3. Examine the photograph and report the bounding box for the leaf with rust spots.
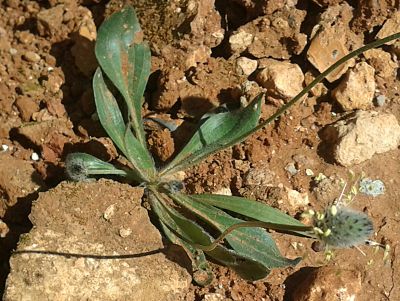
[93,68,156,181]
[95,6,151,148]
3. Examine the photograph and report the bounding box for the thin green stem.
[167,220,313,252]
[228,32,400,143]
[163,191,314,252]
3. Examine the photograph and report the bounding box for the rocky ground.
[0,0,399,300]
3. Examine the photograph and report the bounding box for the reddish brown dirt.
[0,0,399,300]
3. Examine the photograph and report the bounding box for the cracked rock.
[363,49,398,80]
[331,62,375,111]
[322,110,400,166]
[236,57,257,76]
[230,6,307,59]
[3,180,191,301]
[256,59,304,100]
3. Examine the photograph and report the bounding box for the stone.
[244,164,276,186]
[256,59,304,100]
[304,71,328,97]
[22,51,40,63]
[292,266,362,301]
[186,0,224,48]
[377,11,400,45]
[3,180,191,300]
[16,118,74,147]
[242,7,307,59]
[307,25,355,82]
[0,218,9,238]
[0,26,11,51]
[229,31,253,53]
[363,49,397,79]
[213,187,232,196]
[236,57,257,76]
[331,62,375,111]
[311,2,353,24]
[36,5,64,37]
[285,188,309,211]
[202,293,226,301]
[14,96,39,121]
[313,176,342,204]
[285,162,298,176]
[0,154,42,217]
[71,9,97,76]
[376,95,386,107]
[17,31,35,44]
[322,110,400,166]
[184,45,211,69]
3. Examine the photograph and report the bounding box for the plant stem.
[242,32,400,139]
[168,220,313,252]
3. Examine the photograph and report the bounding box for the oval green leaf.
[93,68,155,181]
[190,194,310,236]
[150,192,269,281]
[170,193,301,270]
[160,94,263,176]
[95,6,151,146]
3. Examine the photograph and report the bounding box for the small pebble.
[23,51,40,63]
[91,112,99,121]
[1,144,9,152]
[305,169,314,176]
[236,57,258,76]
[119,228,132,238]
[285,162,298,176]
[314,173,327,182]
[9,48,17,55]
[0,219,9,238]
[103,204,115,220]
[18,31,34,44]
[376,95,386,107]
[31,152,39,161]
[213,187,232,196]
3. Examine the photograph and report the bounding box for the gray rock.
[4,179,191,301]
[375,95,386,107]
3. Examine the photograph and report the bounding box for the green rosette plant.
[65,6,399,285]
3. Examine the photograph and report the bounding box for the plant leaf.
[161,222,214,286]
[170,193,301,269]
[149,194,213,285]
[65,152,134,181]
[149,192,269,281]
[189,194,310,236]
[161,94,263,176]
[93,68,155,180]
[95,6,151,146]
